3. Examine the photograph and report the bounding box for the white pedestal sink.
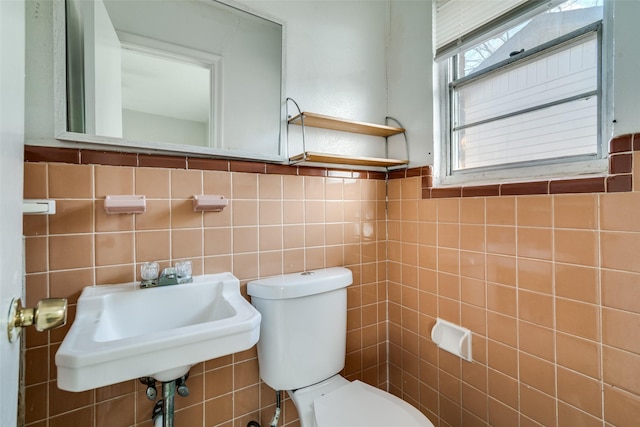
[55,272,261,392]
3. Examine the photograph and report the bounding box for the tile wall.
[22,156,388,427]
[386,148,640,426]
[22,134,640,427]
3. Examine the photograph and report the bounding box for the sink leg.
[162,381,176,427]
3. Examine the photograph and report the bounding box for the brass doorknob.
[7,298,67,343]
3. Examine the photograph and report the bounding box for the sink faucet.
[140,261,192,288]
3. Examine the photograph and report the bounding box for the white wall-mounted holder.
[431,318,473,362]
[104,195,146,214]
[23,199,56,215]
[193,195,228,212]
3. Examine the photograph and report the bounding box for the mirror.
[64,0,284,160]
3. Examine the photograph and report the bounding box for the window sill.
[388,134,637,198]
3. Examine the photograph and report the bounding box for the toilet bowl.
[247,268,434,427]
[291,374,433,427]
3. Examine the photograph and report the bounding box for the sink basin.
[55,272,261,391]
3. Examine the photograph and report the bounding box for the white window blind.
[434,0,530,57]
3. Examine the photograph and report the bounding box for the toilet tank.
[247,267,353,391]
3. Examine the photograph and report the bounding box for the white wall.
[610,0,640,138]
[122,109,208,147]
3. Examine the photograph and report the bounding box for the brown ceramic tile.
[138,154,186,169]
[49,407,95,427]
[488,339,518,381]
[610,134,633,153]
[556,264,598,304]
[229,160,266,174]
[519,352,556,395]
[486,254,516,286]
[171,199,203,229]
[558,367,603,418]
[556,298,600,341]
[487,283,516,317]
[634,133,640,151]
[550,177,605,194]
[25,145,80,164]
[388,169,407,180]
[95,232,134,267]
[519,383,557,427]
[368,171,386,180]
[556,331,600,379]
[554,193,598,229]
[518,227,553,260]
[49,199,93,235]
[96,264,135,285]
[602,307,640,355]
[134,167,170,199]
[136,230,171,262]
[431,186,462,198]
[298,166,327,177]
[25,237,47,274]
[486,226,516,256]
[459,197,484,225]
[171,169,202,199]
[95,199,134,232]
[462,185,500,197]
[517,258,553,294]
[204,393,233,426]
[95,395,135,427]
[172,229,203,259]
[554,229,598,266]
[519,290,553,328]
[601,192,640,231]
[80,150,137,167]
[487,311,517,348]
[488,397,519,426]
[48,163,93,198]
[488,368,518,409]
[603,345,640,395]
[607,174,633,192]
[422,175,434,189]
[187,157,229,171]
[95,165,134,197]
[486,197,515,225]
[49,234,93,270]
[264,163,296,175]
[518,321,555,362]
[24,162,48,199]
[604,385,640,427]
[601,269,640,314]
[500,180,549,196]
[517,195,552,227]
[600,231,640,273]
[610,152,633,174]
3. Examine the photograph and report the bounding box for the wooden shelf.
[289,152,409,168]
[288,112,405,137]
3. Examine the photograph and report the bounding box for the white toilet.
[247,267,434,427]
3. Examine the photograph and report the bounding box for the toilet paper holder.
[431,318,472,362]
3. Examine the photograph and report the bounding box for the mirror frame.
[53,0,287,162]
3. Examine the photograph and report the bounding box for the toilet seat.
[313,380,434,427]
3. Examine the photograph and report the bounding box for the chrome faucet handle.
[175,260,193,284]
[140,262,159,288]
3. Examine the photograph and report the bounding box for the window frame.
[435,1,612,187]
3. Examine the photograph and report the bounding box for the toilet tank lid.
[247,267,353,300]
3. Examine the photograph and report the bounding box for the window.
[436,0,608,183]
